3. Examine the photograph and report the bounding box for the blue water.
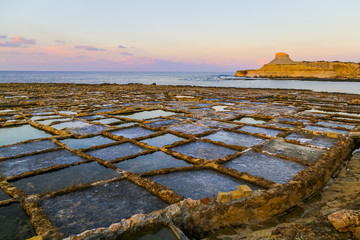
[1,71,360,94]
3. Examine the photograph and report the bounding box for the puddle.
[146,119,180,128]
[197,120,238,129]
[303,109,360,118]
[262,139,326,163]
[149,170,260,200]
[52,120,92,130]
[223,151,306,184]
[58,111,77,115]
[238,126,283,137]
[0,140,58,158]
[115,151,190,173]
[40,180,168,237]
[117,110,176,120]
[233,117,268,124]
[0,204,36,240]
[87,143,144,161]
[0,125,51,146]
[140,134,184,148]
[94,118,121,125]
[212,105,230,112]
[30,115,60,121]
[168,123,213,135]
[111,127,156,139]
[122,225,178,240]
[304,125,348,135]
[79,115,106,120]
[315,121,356,130]
[0,188,10,201]
[12,162,120,195]
[37,118,73,125]
[203,130,265,148]
[171,141,237,160]
[0,150,84,177]
[285,132,337,148]
[60,136,115,150]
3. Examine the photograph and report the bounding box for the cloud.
[0,51,22,55]
[0,35,36,47]
[55,40,66,45]
[75,45,106,51]
[0,35,7,39]
[118,44,127,49]
[120,51,133,56]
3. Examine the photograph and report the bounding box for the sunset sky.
[1,0,360,71]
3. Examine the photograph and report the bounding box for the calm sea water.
[0,71,360,95]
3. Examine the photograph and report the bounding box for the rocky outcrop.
[235,53,360,80]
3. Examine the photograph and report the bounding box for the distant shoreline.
[225,77,360,82]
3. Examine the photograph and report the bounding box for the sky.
[0,0,360,71]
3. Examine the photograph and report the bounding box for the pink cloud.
[0,35,7,39]
[0,35,36,47]
[118,44,127,49]
[55,40,66,45]
[75,45,106,51]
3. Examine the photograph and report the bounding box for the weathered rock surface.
[235,53,360,80]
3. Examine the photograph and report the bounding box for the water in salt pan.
[78,115,106,120]
[58,111,77,115]
[0,125,51,146]
[239,126,283,137]
[60,136,115,150]
[115,151,190,173]
[171,141,237,160]
[212,105,230,112]
[262,139,326,163]
[146,119,180,128]
[68,124,107,135]
[113,122,137,128]
[266,122,297,130]
[304,125,348,134]
[0,140,58,158]
[0,149,84,177]
[37,118,72,125]
[149,170,260,200]
[197,120,238,129]
[87,143,144,161]
[40,180,168,237]
[30,115,60,121]
[0,204,36,240]
[315,121,355,130]
[168,123,213,135]
[11,162,120,195]
[224,150,306,184]
[203,130,265,147]
[117,110,176,120]
[111,127,156,139]
[140,134,184,147]
[52,120,91,130]
[233,117,268,124]
[123,225,178,240]
[0,189,10,201]
[285,132,337,148]
[94,118,121,125]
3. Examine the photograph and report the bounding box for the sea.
[1,71,360,95]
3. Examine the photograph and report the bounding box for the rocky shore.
[235,53,360,80]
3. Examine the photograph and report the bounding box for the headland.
[235,52,360,80]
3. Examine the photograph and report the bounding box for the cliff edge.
[235,53,360,80]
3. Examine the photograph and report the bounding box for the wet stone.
[140,134,184,148]
[285,132,338,148]
[60,136,115,150]
[115,151,190,173]
[262,139,326,163]
[223,151,306,184]
[11,162,120,195]
[233,117,267,124]
[37,117,73,125]
[30,115,60,121]
[168,123,213,135]
[171,141,237,160]
[203,130,265,148]
[238,125,283,137]
[117,110,176,120]
[0,149,84,177]
[40,180,168,237]
[87,143,144,161]
[0,125,51,146]
[67,124,107,135]
[0,203,36,240]
[197,120,238,129]
[111,127,156,139]
[58,110,77,115]
[0,188,10,201]
[123,225,178,240]
[149,170,260,200]
[0,140,58,158]
[145,119,180,128]
[94,118,121,125]
[315,121,356,130]
[113,122,137,128]
[78,115,106,120]
[266,122,297,130]
[275,117,310,124]
[304,125,348,134]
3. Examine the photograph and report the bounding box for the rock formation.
[235,52,360,80]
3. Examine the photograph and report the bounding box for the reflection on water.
[1,71,360,94]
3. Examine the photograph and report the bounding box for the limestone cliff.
[235,53,360,80]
